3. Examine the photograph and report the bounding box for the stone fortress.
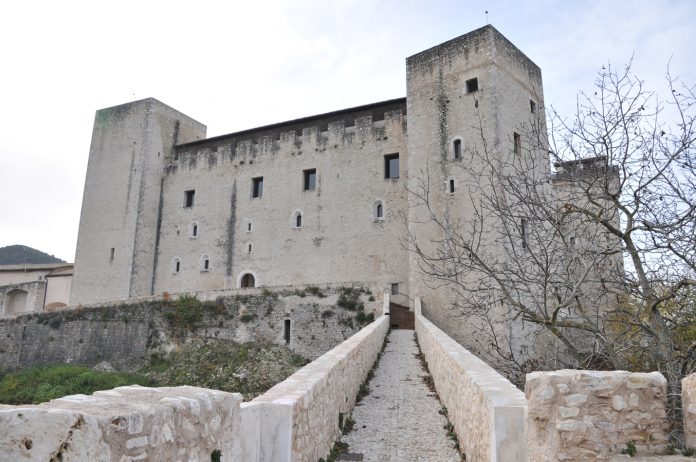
[4,25,696,462]
[70,25,547,353]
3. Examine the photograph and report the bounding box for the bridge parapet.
[414,297,529,462]
[241,312,390,462]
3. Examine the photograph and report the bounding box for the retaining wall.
[0,385,242,461]
[414,297,528,462]
[241,312,390,462]
[526,370,670,461]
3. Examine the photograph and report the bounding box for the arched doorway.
[240,273,255,288]
[6,289,28,315]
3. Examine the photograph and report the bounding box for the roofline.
[0,263,74,272]
[176,97,407,149]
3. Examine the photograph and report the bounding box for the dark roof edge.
[176,97,407,149]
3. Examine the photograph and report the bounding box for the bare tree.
[406,62,696,441]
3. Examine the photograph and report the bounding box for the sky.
[1,0,694,262]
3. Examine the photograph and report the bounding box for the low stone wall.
[242,313,390,462]
[526,370,670,461]
[414,298,528,462]
[0,385,242,461]
[683,372,696,449]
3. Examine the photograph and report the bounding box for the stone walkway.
[339,329,461,462]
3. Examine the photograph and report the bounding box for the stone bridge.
[2,295,696,461]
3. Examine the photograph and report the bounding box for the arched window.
[373,200,385,221]
[190,222,198,237]
[172,257,181,274]
[240,273,255,288]
[453,139,462,159]
[292,210,303,229]
[6,289,28,314]
[200,255,210,272]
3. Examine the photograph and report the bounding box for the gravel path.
[338,329,461,462]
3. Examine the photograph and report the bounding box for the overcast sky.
[1,0,694,262]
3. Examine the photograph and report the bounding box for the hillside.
[0,245,66,265]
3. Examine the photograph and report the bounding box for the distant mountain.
[0,245,66,265]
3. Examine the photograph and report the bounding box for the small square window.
[466,78,478,93]
[303,169,316,191]
[530,100,537,113]
[184,190,195,208]
[252,177,263,198]
[391,283,399,296]
[385,154,399,179]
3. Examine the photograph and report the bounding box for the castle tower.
[71,99,206,305]
[405,26,546,350]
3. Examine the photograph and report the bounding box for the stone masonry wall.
[526,370,670,461]
[243,313,389,462]
[0,385,242,461]
[0,280,46,316]
[0,285,380,372]
[414,298,528,462]
[682,372,696,449]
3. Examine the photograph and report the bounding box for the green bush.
[337,287,364,311]
[0,364,154,405]
[166,294,204,329]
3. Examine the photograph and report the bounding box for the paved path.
[339,329,461,462]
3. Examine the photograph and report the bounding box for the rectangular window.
[385,154,399,179]
[514,132,521,156]
[453,139,462,159]
[466,77,478,93]
[303,169,316,191]
[530,100,537,113]
[109,248,115,262]
[284,319,291,344]
[448,178,455,193]
[252,177,263,198]
[184,190,195,208]
[391,283,399,296]
[521,218,528,249]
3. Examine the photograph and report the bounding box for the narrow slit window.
[204,259,209,270]
[247,222,252,232]
[295,213,302,228]
[449,178,455,193]
[376,203,383,219]
[252,177,264,198]
[569,236,576,248]
[247,244,252,254]
[191,223,198,237]
[109,248,115,262]
[530,100,537,113]
[514,132,521,155]
[303,169,316,191]
[384,154,399,179]
[466,78,478,93]
[173,258,181,274]
[184,190,195,208]
[521,218,528,249]
[284,319,291,344]
[453,139,462,159]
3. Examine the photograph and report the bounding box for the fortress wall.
[0,385,242,461]
[414,297,528,462]
[0,286,379,371]
[244,313,389,462]
[154,108,409,298]
[526,370,670,461]
[682,373,696,449]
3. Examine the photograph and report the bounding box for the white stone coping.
[414,297,528,462]
[244,314,390,462]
